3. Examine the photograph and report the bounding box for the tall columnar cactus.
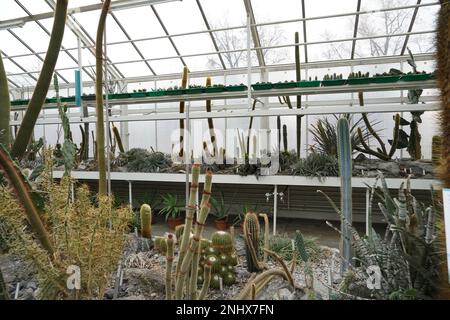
[11,0,68,159]
[243,212,263,272]
[205,77,218,157]
[165,234,174,300]
[78,125,87,161]
[337,117,352,274]
[0,53,11,147]
[432,135,442,168]
[295,31,303,157]
[436,0,450,299]
[140,204,152,239]
[112,124,125,153]
[94,0,111,195]
[176,164,200,276]
[175,169,213,299]
[282,124,288,153]
[0,144,54,256]
[178,66,189,158]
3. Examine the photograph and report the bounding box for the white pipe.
[273,185,278,235]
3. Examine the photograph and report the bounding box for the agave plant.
[319,174,440,299]
[159,193,183,221]
[291,152,339,179]
[310,115,379,157]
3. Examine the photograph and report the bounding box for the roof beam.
[243,0,265,67]
[350,0,362,59]
[401,0,422,55]
[196,0,226,69]
[150,5,186,67]
[301,0,308,63]
[110,12,156,75]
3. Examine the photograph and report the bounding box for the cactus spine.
[178,66,189,157]
[0,53,10,147]
[165,234,174,300]
[337,118,352,274]
[11,0,68,159]
[432,135,442,168]
[140,204,152,239]
[243,212,263,272]
[94,0,111,195]
[211,231,233,254]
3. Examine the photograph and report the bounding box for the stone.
[25,281,37,290]
[354,153,368,162]
[276,288,295,300]
[104,288,115,300]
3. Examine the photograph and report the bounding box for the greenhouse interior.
[0,0,449,302]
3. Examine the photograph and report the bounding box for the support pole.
[365,187,371,236]
[128,180,133,212]
[103,22,112,195]
[273,184,278,235]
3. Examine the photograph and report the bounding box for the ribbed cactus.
[165,234,174,300]
[0,145,53,256]
[178,66,189,157]
[294,230,309,263]
[112,124,125,153]
[211,231,233,254]
[337,117,352,274]
[175,224,185,244]
[140,204,152,239]
[432,135,442,168]
[11,0,68,159]
[436,0,450,299]
[283,125,288,153]
[295,31,303,157]
[78,125,87,161]
[243,212,262,272]
[0,54,11,147]
[94,0,111,195]
[154,236,167,254]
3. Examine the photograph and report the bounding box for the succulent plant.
[211,231,233,254]
[140,204,152,239]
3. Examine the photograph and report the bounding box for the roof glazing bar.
[401,0,422,55]
[243,0,265,67]
[351,0,362,60]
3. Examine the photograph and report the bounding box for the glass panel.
[113,7,166,39]
[136,38,179,59]
[13,55,43,72]
[116,61,155,77]
[0,0,26,20]
[10,22,51,52]
[0,31,31,55]
[306,0,356,16]
[308,41,352,61]
[155,0,207,34]
[151,58,184,75]
[15,0,50,15]
[68,0,100,9]
[183,55,222,72]
[172,34,216,55]
[199,0,246,26]
[39,17,79,49]
[107,43,143,63]
[354,36,406,57]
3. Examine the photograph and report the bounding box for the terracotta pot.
[214,218,229,231]
[167,216,184,230]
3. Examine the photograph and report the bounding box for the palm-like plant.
[309,114,379,157]
[159,193,183,221]
[210,192,234,221]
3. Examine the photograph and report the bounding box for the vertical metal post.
[128,181,133,212]
[400,61,404,160]
[273,184,278,235]
[154,80,158,151]
[246,13,252,111]
[304,68,309,156]
[104,21,111,195]
[77,37,83,114]
[365,187,371,236]
[185,100,190,209]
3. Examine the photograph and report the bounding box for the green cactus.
[294,230,309,263]
[197,263,212,299]
[282,125,288,153]
[11,0,68,159]
[178,66,189,157]
[78,125,87,161]
[243,212,263,272]
[94,0,111,195]
[175,224,185,244]
[0,54,11,147]
[0,144,53,256]
[154,236,167,254]
[211,231,233,254]
[140,204,152,239]
[432,135,442,168]
[337,118,352,274]
[165,234,174,300]
[112,124,125,153]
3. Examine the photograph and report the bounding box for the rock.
[150,293,157,298]
[117,294,146,300]
[104,288,115,300]
[25,281,37,290]
[354,153,368,162]
[275,288,295,300]
[21,288,35,300]
[377,161,400,175]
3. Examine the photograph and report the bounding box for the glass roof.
[0,0,439,89]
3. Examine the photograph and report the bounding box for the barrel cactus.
[140,204,152,239]
[211,231,233,254]
[243,212,262,272]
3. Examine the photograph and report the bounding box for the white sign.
[443,189,450,284]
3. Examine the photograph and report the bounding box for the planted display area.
[0,0,449,303]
